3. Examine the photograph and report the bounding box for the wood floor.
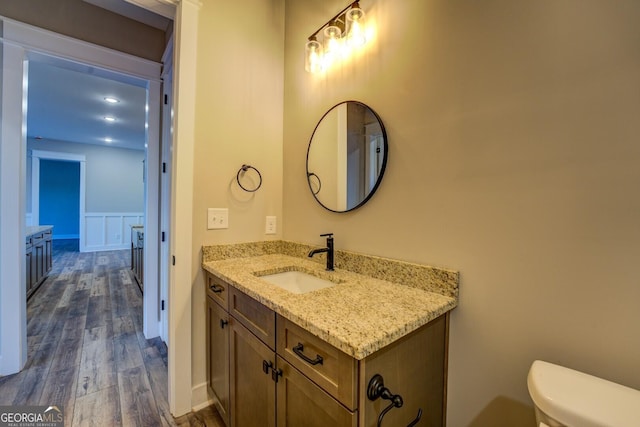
[0,240,224,427]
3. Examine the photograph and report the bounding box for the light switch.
[208,208,229,229]
[265,216,276,234]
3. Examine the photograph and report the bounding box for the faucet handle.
[320,233,334,243]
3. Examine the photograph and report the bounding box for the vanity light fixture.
[304,1,367,73]
[322,23,343,68]
[305,37,323,73]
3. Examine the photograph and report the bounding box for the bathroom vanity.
[203,241,458,427]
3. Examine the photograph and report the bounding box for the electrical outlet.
[265,216,276,234]
[208,208,229,229]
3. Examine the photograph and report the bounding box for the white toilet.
[527,360,640,427]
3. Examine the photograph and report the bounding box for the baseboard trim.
[192,399,215,413]
[83,244,130,252]
[191,382,212,412]
[53,234,79,240]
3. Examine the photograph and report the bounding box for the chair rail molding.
[84,212,145,252]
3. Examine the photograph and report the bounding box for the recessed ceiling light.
[104,116,116,122]
[104,137,113,143]
[104,97,120,104]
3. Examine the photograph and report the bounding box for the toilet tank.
[527,360,640,427]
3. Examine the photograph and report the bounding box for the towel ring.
[367,374,423,427]
[307,172,321,195]
[236,164,262,192]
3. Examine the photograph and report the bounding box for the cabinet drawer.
[276,356,356,427]
[277,315,357,410]
[206,273,229,308]
[230,287,275,350]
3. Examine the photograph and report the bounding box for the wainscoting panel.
[82,213,144,252]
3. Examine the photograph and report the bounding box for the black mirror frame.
[306,100,388,213]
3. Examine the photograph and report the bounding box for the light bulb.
[323,24,343,68]
[305,39,323,73]
[346,6,366,47]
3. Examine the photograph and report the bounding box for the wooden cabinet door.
[34,239,45,283]
[276,356,356,427]
[229,318,276,427]
[26,250,33,292]
[44,235,53,273]
[207,297,230,426]
[30,245,38,289]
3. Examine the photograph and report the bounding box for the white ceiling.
[27,61,148,151]
[26,0,172,152]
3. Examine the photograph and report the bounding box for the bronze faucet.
[308,233,334,271]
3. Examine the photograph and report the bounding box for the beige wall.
[0,0,166,61]
[190,0,285,394]
[283,0,640,425]
[27,138,145,213]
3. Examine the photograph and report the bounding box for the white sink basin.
[258,270,337,294]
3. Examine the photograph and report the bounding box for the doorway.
[0,18,163,375]
[39,160,80,241]
[30,150,86,248]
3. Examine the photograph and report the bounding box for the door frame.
[0,16,162,372]
[1,2,202,414]
[159,36,173,345]
[30,150,86,245]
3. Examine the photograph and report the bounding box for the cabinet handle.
[220,319,228,329]
[271,368,283,383]
[292,343,323,366]
[262,360,273,374]
[209,284,224,293]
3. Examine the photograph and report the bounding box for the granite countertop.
[202,241,459,360]
[26,225,53,237]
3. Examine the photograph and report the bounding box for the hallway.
[0,241,223,426]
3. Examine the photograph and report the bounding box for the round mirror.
[306,101,388,213]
